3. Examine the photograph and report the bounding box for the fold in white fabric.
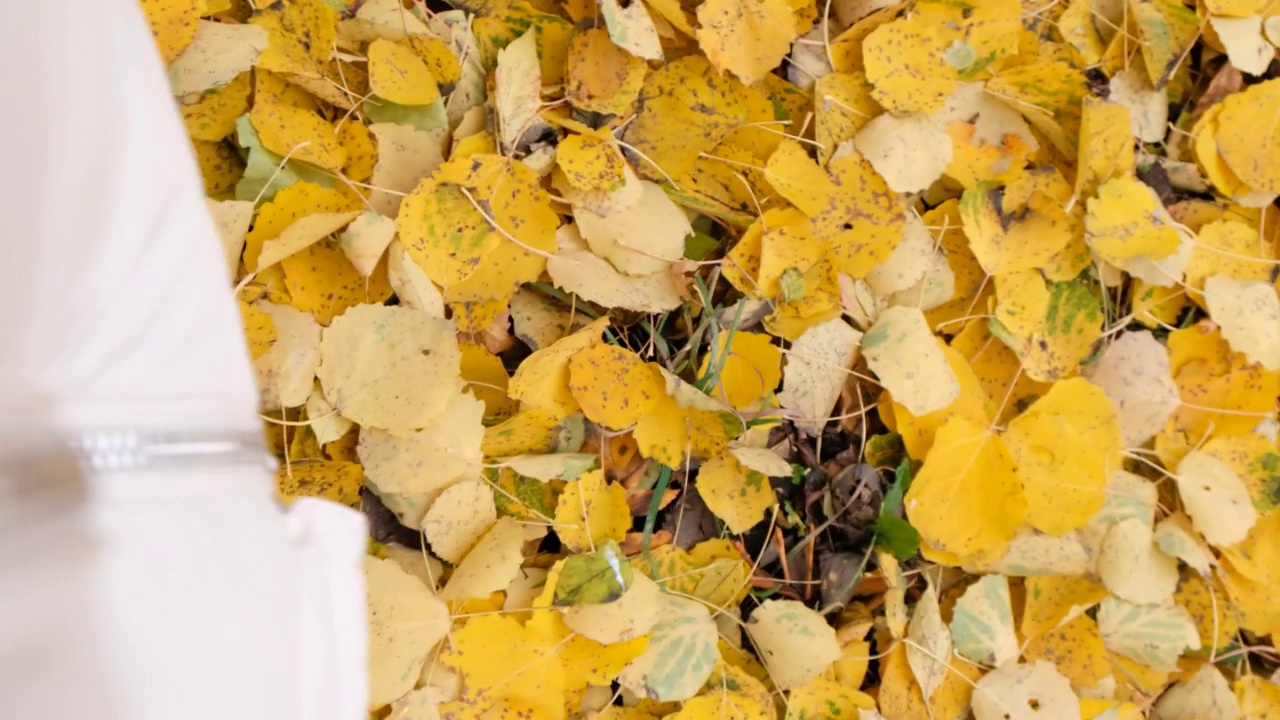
[0,2,369,718]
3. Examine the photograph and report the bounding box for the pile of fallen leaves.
[144,0,1280,715]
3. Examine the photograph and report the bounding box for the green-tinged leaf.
[950,574,1019,667]
[553,539,633,606]
[618,594,720,701]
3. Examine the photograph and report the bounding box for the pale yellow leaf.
[1204,275,1280,371]
[440,516,525,600]
[971,661,1079,720]
[854,113,953,194]
[422,479,496,564]
[1175,450,1259,547]
[745,599,842,690]
[370,123,448,217]
[863,306,960,416]
[169,20,268,95]
[253,301,322,410]
[776,317,862,435]
[256,211,361,271]
[339,211,397,277]
[366,556,451,708]
[1097,518,1180,604]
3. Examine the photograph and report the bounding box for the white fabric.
[0,2,369,718]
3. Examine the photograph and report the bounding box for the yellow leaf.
[250,0,338,77]
[256,211,361,271]
[1205,276,1280,372]
[1004,378,1123,534]
[764,140,837,218]
[1168,323,1280,439]
[1021,574,1107,640]
[482,409,561,457]
[275,460,363,507]
[1236,675,1280,719]
[574,181,690,276]
[1085,176,1183,266]
[622,55,748,182]
[814,72,881,165]
[877,638,980,720]
[508,317,608,418]
[567,344,665,430]
[245,182,361,269]
[696,452,776,534]
[695,0,797,84]
[854,112,953,194]
[440,614,566,718]
[553,469,630,551]
[905,417,1026,560]
[368,38,440,105]
[1185,220,1277,305]
[459,343,516,418]
[1130,0,1200,90]
[557,134,626,193]
[139,0,205,63]
[441,516,526,601]
[280,239,394,325]
[366,556,451,709]
[317,304,463,433]
[422,479,497,564]
[599,0,664,61]
[1175,572,1240,652]
[960,177,1074,276]
[239,300,277,360]
[814,151,906,278]
[745,599,842,690]
[250,101,348,172]
[194,139,244,198]
[972,661,1079,720]
[252,301,322,409]
[1000,279,1104,383]
[564,28,648,116]
[895,344,994,460]
[1176,450,1259,547]
[1096,518,1179,604]
[169,20,269,96]
[181,72,252,142]
[494,29,547,153]
[698,330,782,412]
[950,319,1050,425]
[985,59,1087,156]
[864,306,961,417]
[1022,614,1110,692]
[862,16,957,115]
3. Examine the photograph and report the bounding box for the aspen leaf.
[854,113,953,194]
[1152,663,1241,720]
[553,470,631,552]
[696,451,776,534]
[1021,574,1108,641]
[574,181,690,277]
[1217,78,1280,194]
[169,21,269,96]
[728,446,793,478]
[206,198,254,275]
[1086,331,1181,447]
[422,479,497,564]
[950,574,1018,668]
[386,241,445,317]
[547,226,685,313]
[366,556,451,708]
[440,516,525,600]
[906,417,1026,560]
[357,391,484,515]
[1175,450,1259,547]
[618,594,719,702]
[253,301,322,410]
[370,123,448,217]
[1085,176,1182,268]
[971,661,1079,720]
[564,28,648,116]
[275,460,363,507]
[1204,275,1280,372]
[1235,675,1280,719]
[1022,614,1110,692]
[960,180,1074,276]
[777,317,863,435]
[1108,67,1169,144]
[249,101,348,172]
[508,316,609,418]
[567,344,666,430]
[501,453,598,481]
[696,0,797,84]
[256,211,361,271]
[863,306,960,417]
[318,304,464,433]
[1153,512,1216,576]
[368,38,440,106]
[552,539,633,606]
[1210,16,1274,77]
[745,600,842,690]
[494,30,547,153]
[304,383,352,445]
[786,678,877,719]
[1096,519,1180,604]
[556,134,627,194]
[600,0,664,61]
[698,330,783,412]
[1096,595,1200,672]
[1003,378,1124,534]
[439,614,566,716]
[906,588,951,700]
[562,572,662,643]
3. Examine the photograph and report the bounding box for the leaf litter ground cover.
[147,0,1280,716]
